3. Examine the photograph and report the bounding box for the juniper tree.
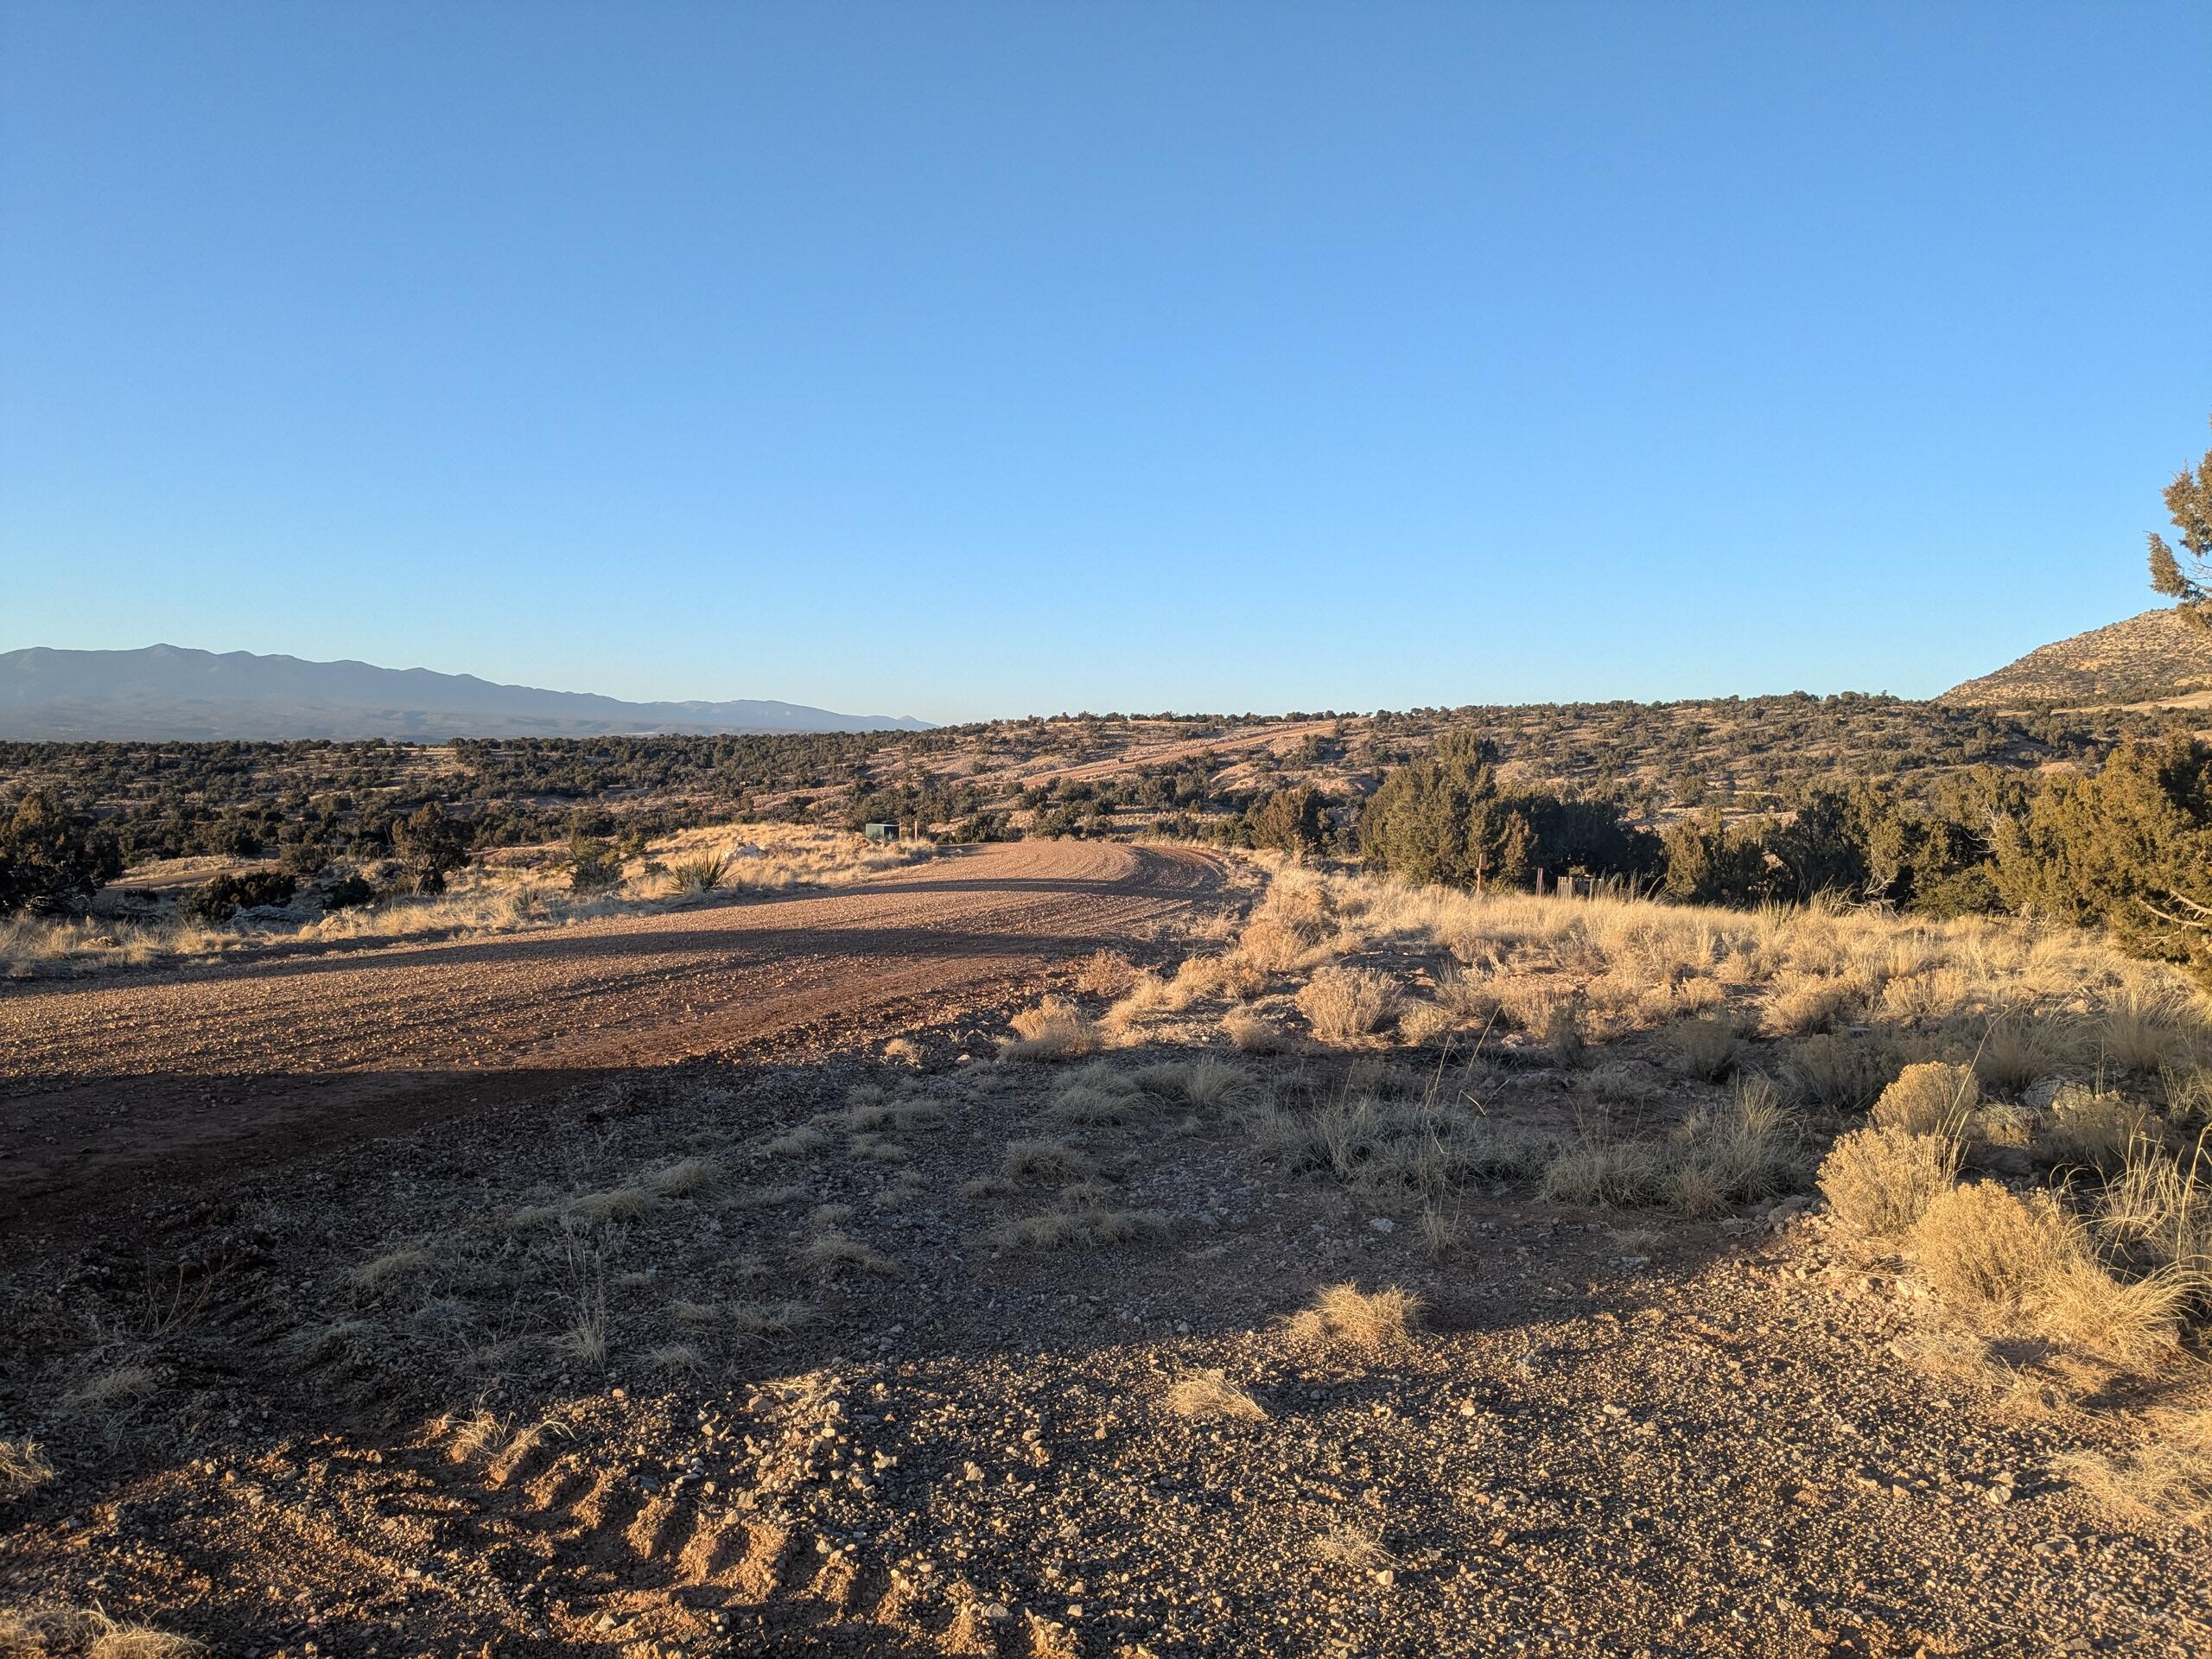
[2146,417,2212,627]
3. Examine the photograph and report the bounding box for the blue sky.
[3,3,2207,723]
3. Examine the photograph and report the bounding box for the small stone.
[1369,1217,1395,1233]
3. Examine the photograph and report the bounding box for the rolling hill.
[0,645,932,740]
[1942,608,2212,709]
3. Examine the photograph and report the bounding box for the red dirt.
[0,840,1229,1236]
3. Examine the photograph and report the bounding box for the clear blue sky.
[4,3,2208,723]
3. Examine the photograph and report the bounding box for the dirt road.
[0,840,1230,1233]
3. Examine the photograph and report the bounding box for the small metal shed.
[861,822,899,842]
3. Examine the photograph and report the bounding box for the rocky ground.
[4,989,2209,1657]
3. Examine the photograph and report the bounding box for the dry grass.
[1975,1017,2075,1095]
[1044,1064,1147,1125]
[57,1363,158,1421]
[1665,1076,1801,1215]
[1001,997,1108,1061]
[2042,1085,2152,1174]
[1074,950,1138,996]
[992,1202,1168,1252]
[4,823,939,979]
[1910,1182,2190,1363]
[0,1439,55,1500]
[1818,1126,1961,1238]
[348,1243,441,1294]
[1002,1137,1098,1181]
[1164,1371,1268,1422]
[1310,1521,1398,1572]
[1784,1033,1898,1115]
[0,1607,204,1658]
[1295,966,1401,1046]
[1540,1135,1664,1208]
[2097,1134,2212,1280]
[1223,1007,1293,1053]
[1669,1014,1740,1081]
[1872,1062,1979,1139]
[800,1230,902,1278]
[2098,988,2200,1074]
[2057,1408,2212,1526]
[1285,1281,1424,1357]
[765,1124,832,1158]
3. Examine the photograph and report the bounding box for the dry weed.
[0,1439,55,1499]
[1165,1371,1268,1422]
[1285,1281,1423,1357]
[993,1203,1168,1252]
[1296,966,1401,1046]
[0,1607,204,1658]
[1002,997,1108,1060]
[1872,1062,1978,1139]
[1818,1126,1961,1238]
[2057,1408,2212,1526]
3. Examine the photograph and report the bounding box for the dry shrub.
[2057,1408,2212,1527]
[2042,1085,2152,1174]
[1872,1062,1979,1139]
[1540,1000,1587,1068]
[1817,1125,1961,1238]
[0,1439,54,1500]
[1286,1281,1423,1357]
[1433,966,1500,1023]
[1669,1015,1740,1082]
[1001,996,1106,1060]
[0,1607,204,1658]
[880,1036,923,1066]
[1912,1181,2188,1363]
[1074,950,1138,996]
[1910,1182,2080,1313]
[1224,1007,1292,1053]
[1762,972,1859,1038]
[1165,1371,1268,1422]
[1296,966,1400,1046]
[1398,999,1456,1046]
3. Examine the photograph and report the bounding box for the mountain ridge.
[1941,608,2212,709]
[0,644,933,740]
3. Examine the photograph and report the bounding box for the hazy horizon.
[5,3,2208,723]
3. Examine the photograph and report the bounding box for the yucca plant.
[664,852,732,894]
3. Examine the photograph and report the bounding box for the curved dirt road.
[0,840,1230,1233]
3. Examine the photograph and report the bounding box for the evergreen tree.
[2146,416,2212,628]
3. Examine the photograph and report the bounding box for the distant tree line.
[1334,734,2212,983]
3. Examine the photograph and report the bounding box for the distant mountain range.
[0,645,933,741]
[1942,609,2212,709]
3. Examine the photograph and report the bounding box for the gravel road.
[0,839,1229,1233]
